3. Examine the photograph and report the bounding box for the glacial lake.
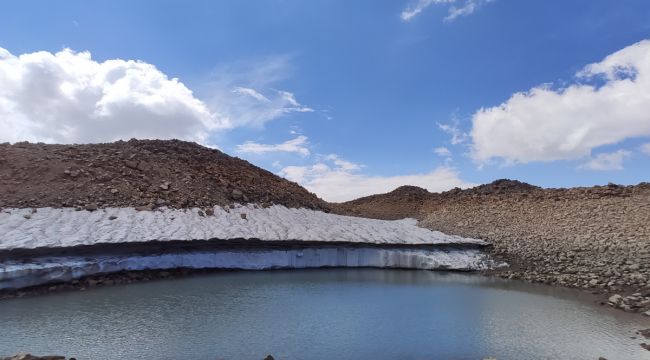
[0,269,648,360]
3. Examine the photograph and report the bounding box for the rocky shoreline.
[337,180,650,318]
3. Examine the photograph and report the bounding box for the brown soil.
[0,139,329,211]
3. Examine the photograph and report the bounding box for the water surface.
[0,269,647,360]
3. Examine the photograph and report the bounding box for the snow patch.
[0,205,484,250]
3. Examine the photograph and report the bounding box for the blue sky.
[1,0,649,201]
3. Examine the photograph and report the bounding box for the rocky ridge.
[0,139,328,211]
[334,179,541,220]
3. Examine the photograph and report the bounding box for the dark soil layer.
[0,239,484,262]
[0,139,328,211]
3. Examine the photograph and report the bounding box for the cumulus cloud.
[578,150,631,171]
[471,40,650,165]
[0,47,223,144]
[279,155,472,202]
[236,135,310,156]
[0,48,312,144]
[401,0,492,22]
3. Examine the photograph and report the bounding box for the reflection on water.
[0,269,647,360]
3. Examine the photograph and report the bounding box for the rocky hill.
[333,179,542,220]
[334,185,430,220]
[0,140,329,211]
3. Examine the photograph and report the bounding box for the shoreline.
[0,262,645,312]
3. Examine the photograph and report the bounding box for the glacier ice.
[0,247,493,290]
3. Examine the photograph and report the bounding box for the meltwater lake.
[0,269,648,360]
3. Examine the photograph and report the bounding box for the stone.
[22,214,31,219]
[263,356,275,360]
[240,213,247,220]
[108,215,118,220]
[608,294,623,305]
[205,208,214,216]
[64,168,80,178]
[135,204,155,211]
[84,203,98,211]
[159,182,170,190]
[231,189,243,200]
[124,160,139,169]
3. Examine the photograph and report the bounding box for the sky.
[1,0,649,202]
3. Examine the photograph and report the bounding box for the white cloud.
[471,39,650,165]
[434,146,451,157]
[578,150,631,171]
[640,143,650,156]
[205,55,313,129]
[0,48,311,144]
[445,0,492,21]
[236,135,310,156]
[401,0,492,22]
[279,155,472,202]
[219,87,312,129]
[324,154,361,171]
[437,121,469,145]
[0,47,224,144]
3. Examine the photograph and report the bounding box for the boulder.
[608,294,623,305]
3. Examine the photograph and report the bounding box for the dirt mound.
[0,139,329,211]
[455,178,540,196]
[333,185,431,220]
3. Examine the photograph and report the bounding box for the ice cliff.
[0,205,495,290]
